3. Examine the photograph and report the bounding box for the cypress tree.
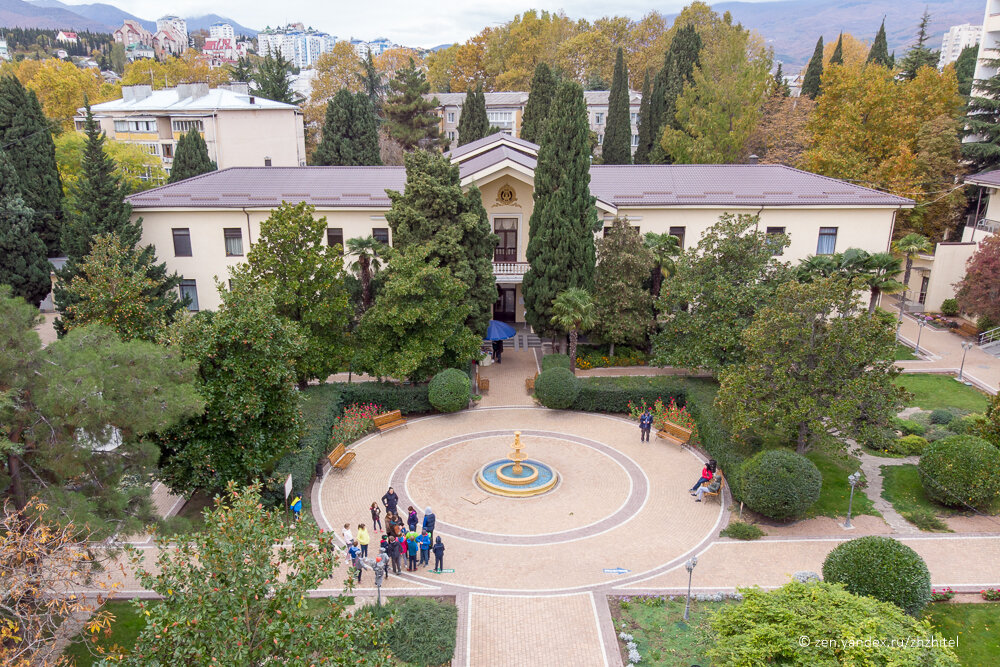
[522,80,598,336]
[311,89,382,166]
[955,44,978,97]
[168,128,216,183]
[0,148,51,307]
[458,82,489,146]
[801,37,824,99]
[520,62,556,144]
[867,20,891,67]
[963,53,1000,173]
[0,75,64,256]
[830,33,844,65]
[602,47,632,165]
[773,63,790,97]
[634,71,653,164]
[385,150,497,335]
[648,24,701,163]
[383,58,441,150]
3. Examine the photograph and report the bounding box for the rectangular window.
[172,228,192,257]
[75,120,87,131]
[630,112,638,124]
[486,111,513,128]
[918,276,930,305]
[765,226,786,254]
[224,228,243,256]
[179,279,199,311]
[631,134,639,146]
[448,130,456,140]
[114,120,129,132]
[326,227,344,249]
[817,227,838,255]
[171,119,205,133]
[162,143,174,158]
[447,112,455,123]
[669,226,686,250]
[372,227,389,244]
[494,217,518,262]
[595,112,604,125]
[137,142,159,155]
[264,157,272,167]
[597,134,604,145]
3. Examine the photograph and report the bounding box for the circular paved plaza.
[315,407,722,593]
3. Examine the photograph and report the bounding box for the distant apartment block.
[210,22,236,42]
[203,24,248,67]
[258,23,337,70]
[351,37,397,58]
[114,20,152,49]
[430,90,642,154]
[940,23,982,67]
[76,83,306,177]
[0,37,9,61]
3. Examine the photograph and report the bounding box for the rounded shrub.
[540,354,572,371]
[923,424,955,442]
[822,536,931,615]
[739,449,822,520]
[939,298,959,316]
[382,597,457,665]
[918,435,1000,509]
[978,314,997,334]
[534,367,580,409]
[891,435,927,456]
[428,368,470,413]
[891,417,925,436]
[929,409,953,425]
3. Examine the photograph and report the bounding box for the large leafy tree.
[593,218,655,354]
[356,246,482,382]
[0,288,203,537]
[801,37,824,99]
[457,82,489,146]
[866,20,891,67]
[155,280,304,495]
[383,59,441,150]
[520,62,557,144]
[54,131,166,196]
[601,47,631,164]
[550,288,595,372]
[121,483,389,666]
[956,235,1000,323]
[633,71,653,164]
[168,127,216,183]
[230,202,352,386]
[311,89,382,166]
[252,46,296,104]
[0,149,50,307]
[653,213,792,372]
[899,9,940,81]
[523,80,597,336]
[385,150,497,335]
[0,75,63,255]
[717,278,903,453]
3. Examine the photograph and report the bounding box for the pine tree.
[830,33,844,65]
[385,150,497,335]
[899,10,940,81]
[383,58,441,150]
[634,71,653,163]
[358,50,384,110]
[602,47,632,165]
[964,53,1000,172]
[227,55,253,83]
[802,37,825,99]
[0,74,64,256]
[773,63,791,97]
[955,44,979,97]
[252,47,295,104]
[523,80,598,336]
[311,89,382,166]
[458,82,489,146]
[0,148,50,307]
[168,128,216,183]
[520,62,556,144]
[867,20,891,67]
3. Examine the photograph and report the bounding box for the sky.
[59,0,775,48]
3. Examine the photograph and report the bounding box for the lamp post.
[958,341,974,382]
[683,555,698,621]
[915,319,927,355]
[844,471,861,529]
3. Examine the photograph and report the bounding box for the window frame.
[326,227,344,250]
[817,227,838,255]
[372,227,390,245]
[669,226,686,250]
[178,279,199,311]
[223,227,244,257]
[172,228,192,257]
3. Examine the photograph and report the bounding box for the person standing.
[492,339,503,364]
[387,535,402,574]
[422,506,436,542]
[342,522,353,546]
[432,536,445,572]
[357,523,370,557]
[407,506,418,532]
[347,540,362,582]
[370,502,382,531]
[381,487,399,515]
[639,408,654,442]
[406,534,419,571]
[289,495,302,520]
[418,529,431,566]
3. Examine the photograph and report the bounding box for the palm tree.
[346,236,384,311]
[796,254,841,282]
[643,232,682,296]
[550,288,596,373]
[861,252,904,313]
[891,233,933,310]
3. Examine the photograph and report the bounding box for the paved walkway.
[894,309,1000,394]
[475,350,539,408]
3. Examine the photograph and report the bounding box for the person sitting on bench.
[694,473,722,502]
[689,459,716,494]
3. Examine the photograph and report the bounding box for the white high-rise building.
[210,22,235,42]
[156,16,188,44]
[974,1,1000,94]
[940,23,982,67]
[257,24,337,69]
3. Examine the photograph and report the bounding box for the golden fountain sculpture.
[475,431,559,497]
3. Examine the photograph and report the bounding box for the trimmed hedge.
[428,369,469,413]
[739,449,822,520]
[571,377,686,413]
[822,536,932,615]
[376,597,457,665]
[891,434,928,456]
[940,298,959,316]
[929,409,953,425]
[541,354,572,371]
[335,382,432,415]
[918,435,1000,509]
[534,367,581,409]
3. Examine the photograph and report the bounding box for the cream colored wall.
[472,169,536,262]
[901,243,979,312]
[983,187,1000,221]
[213,109,306,168]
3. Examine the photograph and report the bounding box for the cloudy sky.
[61,0,774,47]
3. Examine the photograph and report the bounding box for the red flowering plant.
[930,587,955,602]
[627,397,699,444]
[330,402,382,446]
[982,588,1000,601]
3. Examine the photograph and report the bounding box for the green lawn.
[613,596,734,666]
[881,464,952,532]
[895,374,989,412]
[923,603,1000,666]
[804,449,879,519]
[895,343,919,360]
[64,601,146,666]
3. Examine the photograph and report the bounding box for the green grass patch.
[719,521,765,540]
[923,603,1000,665]
[613,596,733,665]
[880,464,952,532]
[895,374,989,412]
[804,449,880,519]
[64,600,146,666]
[895,343,919,360]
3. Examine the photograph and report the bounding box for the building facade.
[78,84,306,177]
[56,31,78,44]
[0,37,9,61]
[940,23,982,68]
[257,24,337,69]
[125,133,912,313]
[114,20,152,48]
[974,0,1000,92]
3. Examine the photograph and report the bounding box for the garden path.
[856,450,920,535]
[895,310,1000,394]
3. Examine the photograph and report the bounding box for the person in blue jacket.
[422,506,436,542]
[639,408,654,442]
[417,529,432,566]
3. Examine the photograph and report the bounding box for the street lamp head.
[963,341,974,351]
[685,556,698,573]
[848,472,861,486]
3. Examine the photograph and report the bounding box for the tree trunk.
[8,453,26,511]
[360,258,372,311]
[569,329,579,373]
[868,287,879,314]
[609,342,615,356]
[796,422,809,454]
[651,267,663,297]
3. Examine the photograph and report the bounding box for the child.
[379,535,389,578]
[289,495,302,520]
[357,523,369,557]
[370,502,382,531]
[407,506,418,532]
[418,529,431,566]
[432,536,445,572]
[347,540,362,582]
[342,522,353,545]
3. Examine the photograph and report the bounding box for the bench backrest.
[661,419,692,442]
[706,473,725,494]
[328,443,345,465]
[374,410,403,427]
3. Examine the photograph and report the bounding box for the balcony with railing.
[963,215,999,242]
[493,261,529,282]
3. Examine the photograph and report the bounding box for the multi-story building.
[431,90,642,154]
[940,23,982,68]
[0,37,9,61]
[125,132,912,313]
[56,31,78,44]
[209,22,235,42]
[114,20,152,49]
[351,37,398,58]
[257,24,337,69]
[152,16,188,58]
[77,83,306,179]
[125,42,155,62]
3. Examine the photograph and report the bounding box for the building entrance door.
[494,218,518,262]
[494,286,516,322]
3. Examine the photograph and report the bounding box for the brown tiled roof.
[965,170,1000,188]
[458,146,537,178]
[447,132,537,161]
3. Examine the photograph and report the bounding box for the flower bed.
[627,397,699,443]
[330,402,382,447]
[913,313,959,330]
[931,587,956,602]
[575,346,648,370]
[983,588,1000,601]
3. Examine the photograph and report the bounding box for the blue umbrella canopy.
[485,319,517,341]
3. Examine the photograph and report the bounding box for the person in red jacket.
[689,459,717,494]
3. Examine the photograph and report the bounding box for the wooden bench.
[701,472,725,503]
[374,409,407,433]
[525,372,538,393]
[327,443,356,470]
[655,419,693,445]
[478,377,490,393]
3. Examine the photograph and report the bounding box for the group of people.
[344,486,446,582]
[637,412,722,502]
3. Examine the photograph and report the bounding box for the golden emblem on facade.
[494,183,520,208]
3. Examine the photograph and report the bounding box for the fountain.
[476,431,559,497]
